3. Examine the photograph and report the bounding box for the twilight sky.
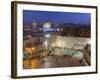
[23,10,91,25]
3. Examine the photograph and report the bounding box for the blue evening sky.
[23,10,90,25]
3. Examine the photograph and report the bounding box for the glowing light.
[44,40,48,48]
[45,34,51,37]
[24,47,35,54]
[56,28,60,31]
[31,47,35,52]
[43,22,51,28]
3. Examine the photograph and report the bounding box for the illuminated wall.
[51,36,90,49]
